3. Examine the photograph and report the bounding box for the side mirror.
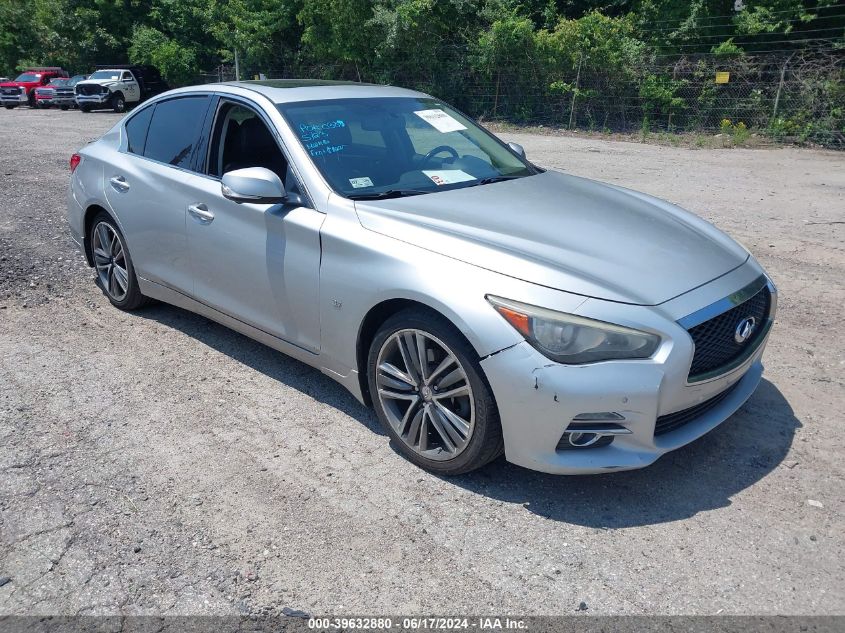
[221,167,287,204]
[507,142,526,158]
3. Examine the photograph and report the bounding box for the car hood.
[0,82,26,88]
[354,170,749,305]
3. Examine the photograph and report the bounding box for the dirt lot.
[1,107,843,617]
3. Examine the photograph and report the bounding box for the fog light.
[556,421,631,451]
[557,430,614,451]
[567,432,601,447]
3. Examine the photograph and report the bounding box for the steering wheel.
[422,145,459,166]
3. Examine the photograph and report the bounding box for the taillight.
[70,153,81,173]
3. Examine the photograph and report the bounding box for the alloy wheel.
[92,222,129,302]
[375,329,475,461]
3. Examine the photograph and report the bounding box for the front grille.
[655,382,740,436]
[55,88,74,97]
[687,286,770,380]
[76,84,104,96]
[1,87,21,96]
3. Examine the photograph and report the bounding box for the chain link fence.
[198,47,844,147]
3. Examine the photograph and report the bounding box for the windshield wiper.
[475,175,523,185]
[347,189,429,200]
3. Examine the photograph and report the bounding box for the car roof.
[210,79,428,104]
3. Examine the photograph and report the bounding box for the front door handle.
[109,175,130,192]
[188,203,215,224]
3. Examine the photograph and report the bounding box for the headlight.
[487,295,660,364]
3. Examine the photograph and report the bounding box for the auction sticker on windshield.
[423,170,475,186]
[349,177,374,188]
[414,109,467,133]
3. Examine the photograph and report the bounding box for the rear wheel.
[89,213,150,311]
[368,309,503,475]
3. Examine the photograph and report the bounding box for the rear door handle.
[109,175,130,192]
[188,203,215,224]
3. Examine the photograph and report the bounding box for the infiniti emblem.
[734,316,757,344]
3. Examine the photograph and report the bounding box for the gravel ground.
[1,107,843,617]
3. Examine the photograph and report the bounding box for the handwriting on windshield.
[299,120,347,157]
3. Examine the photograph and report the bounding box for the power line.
[637,27,845,41]
[630,5,843,28]
[654,36,843,49]
[634,13,845,34]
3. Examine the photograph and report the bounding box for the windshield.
[47,79,68,87]
[277,97,536,198]
[14,73,41,82]
[89,70,121,80]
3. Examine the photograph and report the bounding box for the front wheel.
[367,309,504,475]
[80,104,91,113]
[89,213,150,311]
[4,105,15,110]
[60,105,69,111]
[111,93,125,113]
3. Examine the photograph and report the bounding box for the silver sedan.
[66,81,777,475]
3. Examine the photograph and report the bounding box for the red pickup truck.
[0,67,69,109]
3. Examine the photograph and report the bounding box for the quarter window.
[125,105,154,156]
[143,96,211,169]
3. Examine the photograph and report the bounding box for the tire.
[5,105,15,110]
[27,92,35,108]
[88,212,150,311]
[80,104,91,113]
[367,308,504,475]
[111,92,125,113]
[60,105,69,111]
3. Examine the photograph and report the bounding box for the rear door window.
[143,95,211,169]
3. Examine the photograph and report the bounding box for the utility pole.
[234,49,240,81]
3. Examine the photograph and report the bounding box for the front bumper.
[480,267,774,474]
[1,93,27,104]
[76,93,111,106]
